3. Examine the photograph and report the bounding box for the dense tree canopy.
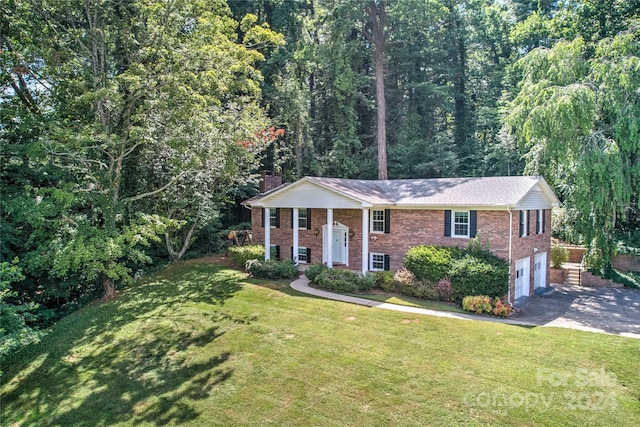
[1,0,639,353]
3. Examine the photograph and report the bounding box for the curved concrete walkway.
[291,275,538,327]
[291,275,640,339]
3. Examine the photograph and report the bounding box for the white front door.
[332,229,345,263]
[534,252,547,289]
[322,223,349,266]
[515,257,530,299]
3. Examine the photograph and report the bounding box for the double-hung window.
[370,253,389,271]
[519,210,529,237]
[371,210,385,232]
[453,211,470,238]
[298,209,308,229]
[536,209,545,234]
[269,209,278,228]
[297,247,309,263]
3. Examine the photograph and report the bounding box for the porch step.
[564,268,582,286]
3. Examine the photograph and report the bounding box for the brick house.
[243,175,560,305]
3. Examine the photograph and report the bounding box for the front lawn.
[2,260,639,426]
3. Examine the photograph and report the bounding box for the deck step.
[564,268,582,286]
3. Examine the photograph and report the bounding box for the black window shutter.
[290,246,294,259]
[384,209,391,234]
[275,245,280,260]
[383,255,390,271]
[526,210,530,236]
[306,248,311,262]
[444,210,452,237]
[261,208,265,227]
[542,210,546,233]
[307,208,312,229]
[519,211,524,237]
[275,208,281,228]
[469,210,477,238]
[290,209,294,229]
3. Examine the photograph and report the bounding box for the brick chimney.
[259,170,283,193]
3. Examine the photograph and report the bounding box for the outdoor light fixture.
[314,227,320,237]
[349,229,355,238]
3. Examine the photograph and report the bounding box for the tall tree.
[366,0,389,179]
[505,33,640,266]
[1,0,281,299]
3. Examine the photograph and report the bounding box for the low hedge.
[228,245,265,267]
[404,245,509,302]
[314,269,358,293]
[245,258,298,279]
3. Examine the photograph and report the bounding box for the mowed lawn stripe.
[2,261,639,426]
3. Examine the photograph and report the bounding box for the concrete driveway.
[511,284,640,338]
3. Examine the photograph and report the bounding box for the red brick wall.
[251,207,553,301]
[509,209,552,299]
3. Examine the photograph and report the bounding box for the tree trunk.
[367,1,388,180]
[101,275,116,301]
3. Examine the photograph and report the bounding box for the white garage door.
[515,257,531,299]
[534,252,547,289]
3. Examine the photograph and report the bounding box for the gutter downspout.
[507,207,513,306]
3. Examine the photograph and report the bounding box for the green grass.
[345,291,467,314]
[2,260,640,426]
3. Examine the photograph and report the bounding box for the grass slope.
[2,260,639,426]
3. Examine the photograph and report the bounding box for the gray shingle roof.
[306,176,556,207]
[244,176,560,208]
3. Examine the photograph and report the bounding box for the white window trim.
[269,208,277,228]
[536,209,544,234]
[370,253,385,271]
[297,246,308,264]
[370,209,385,234]
[520,210,528,237]
[298,209,308,230]
[452,210,470,238]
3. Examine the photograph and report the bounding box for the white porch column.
[361,209,369,274]
[292,208,299,265]
[264,208,271,261]
[326,208,333,268]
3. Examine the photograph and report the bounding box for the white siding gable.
[517,185,556,209]
[255,180,365,208]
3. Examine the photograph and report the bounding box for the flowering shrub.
[462,295,493,314]
[436,277,454,302]
[492,297,512,317]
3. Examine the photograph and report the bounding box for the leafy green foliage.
[551,246,570,269]
[404,245,458,282]
[228,245,266,268]
[314,269,358,293]
[449,254,510,302]
[245,259,298,280]
[0,259,43,363]
[303,263,329,283]
[462,295,493,315]
[356,272,376,292]
[505,31,640,266]
[374,271,396,292]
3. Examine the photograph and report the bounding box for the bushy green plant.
[304,263,329,283]
[404,245,458,282]
[551,246,569,269]
[449,254,509,302]
[393,268,421,297]
[246,259,298,279]
[375,271,396,292]
[228,245,265,268]
[315,269,358,292]
[462,295,493,314]
[357,272,376,291]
